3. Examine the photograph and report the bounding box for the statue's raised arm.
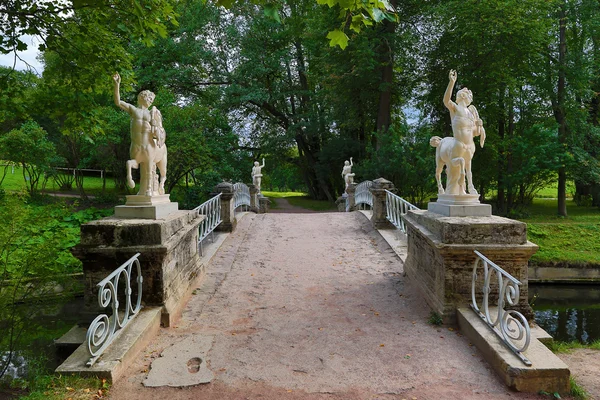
[443,69,458,112]
[113,73,134,113]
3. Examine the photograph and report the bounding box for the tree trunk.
[556,4,568,217]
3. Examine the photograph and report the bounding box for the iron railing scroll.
[355,180,373,210]
[385,190,419,234]
[233,182,251,211]
[86,253,143,367]
[194,193,223,255]
[471,250,531,366]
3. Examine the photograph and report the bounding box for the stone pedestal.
[115,194,179,219]
[345,183,357,212]
[427,194,491,217]
[214,182,236,232]
[258,195,270,214]
[249,185,259,213]
[403,210,537,324]
[335,195,347,212]
[369,178,395,229]
[72,211,204,327]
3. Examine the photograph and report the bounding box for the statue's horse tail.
[430,136,442,147]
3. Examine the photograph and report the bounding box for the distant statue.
[430,70,485,196]
[342,157,355,190]
[113,72,167,197]
[252,158,265,191]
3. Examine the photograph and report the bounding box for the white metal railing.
[385,190,419,233]
[86,253,143,367]
[471,250,531,366]
[233,182,251,212]
[194,193,222,255]
[355,180,373,210]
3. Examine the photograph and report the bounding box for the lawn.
[520,199,600,264]
[1,164,124,195]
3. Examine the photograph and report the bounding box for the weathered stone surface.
[72,211,204,327]
[346,183,356,211]
[249,184,259,213]
[144,335,214,387]
[403,210,537,323]
[457,308,570,394]
[56,307,162,382]
[214,182,237,232]
[369,178,395,229]
[529,264,600,283]
[258,195,270,214]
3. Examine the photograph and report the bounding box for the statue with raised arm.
[251,158,265,191]
[342,157,355,190]
[113,72,168,197]
[430,69,485,196]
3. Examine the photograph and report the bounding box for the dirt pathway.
[269,197,317,213]
[110,212,546,400]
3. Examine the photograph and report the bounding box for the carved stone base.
[428,193,491,217]
[115,196,179,220]
[428,202,492,217]
[403,210,537,324]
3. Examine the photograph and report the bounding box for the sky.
[0,35,44,74]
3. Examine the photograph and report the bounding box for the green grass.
[9,374,110,399]
[546,340,600,353]
[570,376,590,400]
[261,190,307,198]
[1,164,124,196]
[519,199,600,264]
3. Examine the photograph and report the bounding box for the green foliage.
[16,374,110,399]
[359,126,437,207]
[546,339,600,354]
[0,121,60,196]
[428,311,443,326]
[570,376,590,400]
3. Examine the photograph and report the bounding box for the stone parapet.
[72,210,204,327]
[214,181,236,232]
[258,195,270,214]
[345,183,356,211]
[369,178,395,229]
[403,210,537,324]
[249,184,259,213]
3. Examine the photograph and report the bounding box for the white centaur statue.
[113,72,167,197]
[430,69,486,196]
[342,157,355,190]
[252,158,265,191]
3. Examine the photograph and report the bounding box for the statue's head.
[344,161,350,166]
[137,90,155,107]
[456,87,473,106]
[254,161,259,166]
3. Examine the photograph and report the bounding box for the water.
[0,296,85,381]
[530,284,600,343]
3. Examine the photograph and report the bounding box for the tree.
[0,121,60,196]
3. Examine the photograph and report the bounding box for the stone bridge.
[57,180,570,398]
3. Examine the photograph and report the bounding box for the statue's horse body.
[126,106,167,196]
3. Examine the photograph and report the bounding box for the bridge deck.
[110,212,541,399]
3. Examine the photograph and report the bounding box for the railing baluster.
[355,181,374,209]
[471,250,531,366]
[86,253,143,367]
[194,193,223,255]
[383,189,419,234]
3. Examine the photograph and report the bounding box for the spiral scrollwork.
[86,253,143,367]
[470,251,531,366]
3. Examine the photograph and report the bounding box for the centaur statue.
[113,72,167,197]
[430,69,486,196]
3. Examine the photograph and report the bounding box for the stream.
[530,283,600,343]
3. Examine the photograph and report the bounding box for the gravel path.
[110,212,547,399]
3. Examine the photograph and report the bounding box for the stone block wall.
[403,210,537,324]
[72,210,204,327]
